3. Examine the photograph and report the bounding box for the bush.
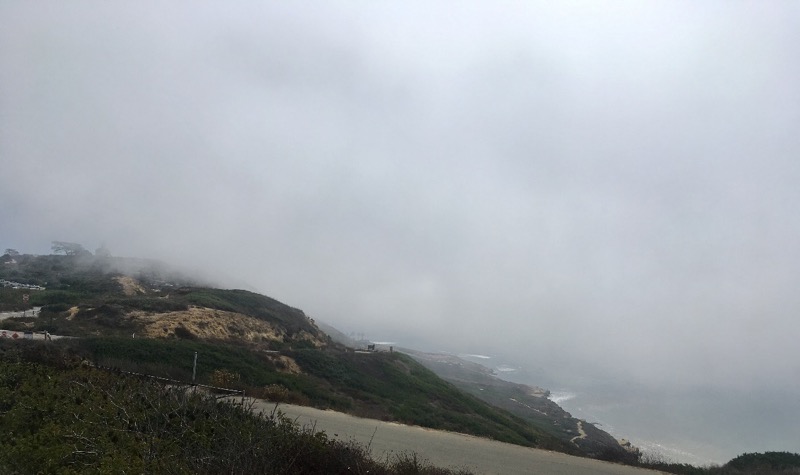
[173,324,196,340]
[29,290,84,306]
[261,383,290,401]
[210,368,241,388]
[0,342,474,474]
[726,452,800,472]
[43,303,72,313]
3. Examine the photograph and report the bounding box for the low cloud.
[2,1,799,399]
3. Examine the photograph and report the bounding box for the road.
[0,328,66,340]
[247,399,664,475]
[0,307,42,320]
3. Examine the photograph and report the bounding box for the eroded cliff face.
[127,306,326,348]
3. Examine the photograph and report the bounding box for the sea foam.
[548,391,577,404]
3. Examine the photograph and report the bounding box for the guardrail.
[94,365,246,400]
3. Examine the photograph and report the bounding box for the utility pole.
[192,351,198,384]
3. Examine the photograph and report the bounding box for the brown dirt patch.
[66,306,80,321]
[129,306,285,343]
[115,276,146,296]
[294,330,326,348]
[273,355,302,374]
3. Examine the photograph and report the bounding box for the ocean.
[457,354,800,465]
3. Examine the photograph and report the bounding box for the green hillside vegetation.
[0,251,573,454]
[725,452,800,473]
[1,252,315,340]
[0,340,471,475]
[58,336,571,452]
[636,451,800,475]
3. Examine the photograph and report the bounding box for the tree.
[95,244,111,258]
[51,241,89,256]
[3,248,19,256]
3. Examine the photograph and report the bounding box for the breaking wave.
[548,391,577,405]
[495,365,518,373]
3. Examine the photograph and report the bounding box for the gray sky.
[2,0,799,402]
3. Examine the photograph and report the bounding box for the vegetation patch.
[0,340,472,474]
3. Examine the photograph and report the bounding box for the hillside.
[5,250,800,474]
[0,340,472,475]
[0,250,577,454]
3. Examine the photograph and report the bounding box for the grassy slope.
[0,340,472,475]
[62,336,572,452]
[1,253,572,452]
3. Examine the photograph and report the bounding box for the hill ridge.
[0,250,632,461]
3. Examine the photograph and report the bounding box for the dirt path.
[247,399,664,475]
[570,420,588,444]
[0,307,41,320]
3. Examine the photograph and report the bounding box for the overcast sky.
[2,2,799,398]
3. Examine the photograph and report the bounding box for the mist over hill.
[1,250,637,461]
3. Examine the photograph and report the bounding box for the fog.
[2,1,799,463]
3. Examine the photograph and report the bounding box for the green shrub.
[29,290,85,306]
[0,341,474,474]
[726,452,800,472]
